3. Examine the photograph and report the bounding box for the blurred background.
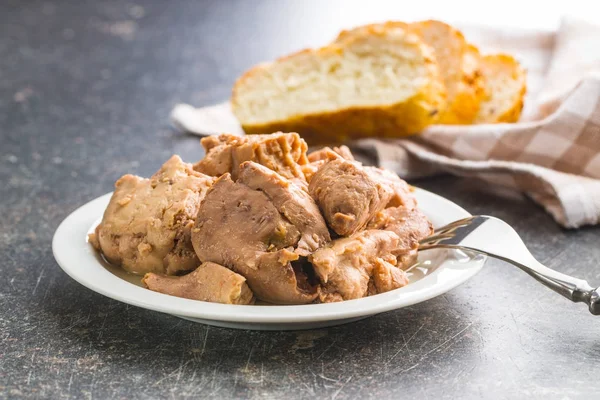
[3,0,594,170]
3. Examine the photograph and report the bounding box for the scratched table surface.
[2,1,600,399]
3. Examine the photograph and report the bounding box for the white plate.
[52,189,486,331]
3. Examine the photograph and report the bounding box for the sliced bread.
[474,54,527,123]
[336,20,486,124]
[408,20,485,124]
[231,24,446,144]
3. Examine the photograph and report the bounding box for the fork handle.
[424,244,600,315]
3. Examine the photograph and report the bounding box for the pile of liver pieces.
[90,132,433,305]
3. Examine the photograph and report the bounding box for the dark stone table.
[2,1,599,398]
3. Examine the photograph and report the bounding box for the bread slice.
[474,54,527,123]
[336,20,486,124]
[232,24,446,144]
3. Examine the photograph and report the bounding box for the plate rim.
[52,188,485,324]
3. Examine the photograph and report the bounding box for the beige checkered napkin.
[536,18,600,118]
[170,18,600,228]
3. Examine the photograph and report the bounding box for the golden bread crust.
[241,88,444,144]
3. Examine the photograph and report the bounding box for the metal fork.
[419,215,600,315]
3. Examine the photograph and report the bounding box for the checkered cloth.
[171,18,600,228]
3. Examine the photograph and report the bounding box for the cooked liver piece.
[237,161,330,256]
[307,145,354,162]
[193,132,309,181]
[304,146,355,183]
[192,135,236,177]
[309,159,393,236]
[367,206,433,268]
[364,167,417,209]
[90,155,215,275]
[309,230,406,302]
[332,145,355,161]
[301,162,320,184]
[142,261,254,304]
[192,171,320,304]
[371,258,409,293]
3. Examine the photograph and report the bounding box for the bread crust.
[440,41,486,124]
[240,89,443,144]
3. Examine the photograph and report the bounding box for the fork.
[419,215,600,315]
